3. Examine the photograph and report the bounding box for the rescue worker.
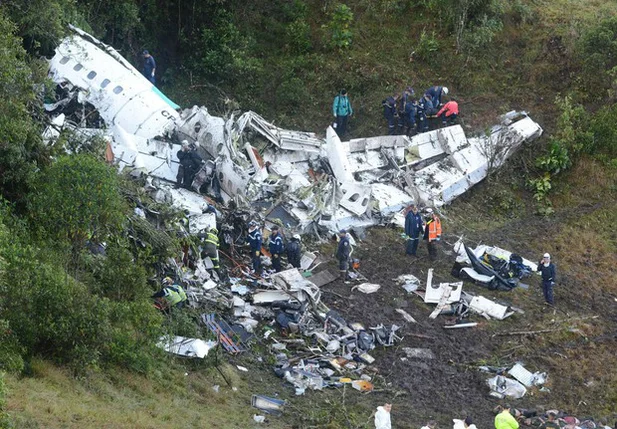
[404,97,418,136]
[398,87,415,134]
[496,405,520,429]
[202,226,220,272]
[151,277,187,310]
[417,94,434,133]
[425,85,448,108]
[374,403,392,429]
[286,234,302,269]
[336,229,352,278]
[247,221,262,274]
[538,253,556,305]
[268,225,284,272]
[332,89,353,138]
[423,208,442,260]
[404,204,424,257]
[176,141,203,189]
[383,96,398,135]
[142,50,156,84]
[437,98,459,126]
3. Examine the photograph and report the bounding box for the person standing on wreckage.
[538,253,556,305]
[404,204,424,257]
[268,225,284,273]
[423,208,442,260]
[336,229,352,278]
[247,221,262,275]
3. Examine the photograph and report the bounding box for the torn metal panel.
[325,126,354,183]
[300,252,317,270]
[508,363,547,387]
[49,26,179,140]
[460,267,495,284]
[271,269,321,304]
[252,290,293,304]
[339,181,371,215]
[425,281,463,304]
[468,296,511,320]
[159,336,216,358]
[370,183,414,215]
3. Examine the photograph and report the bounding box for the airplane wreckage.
[45,26,543,236]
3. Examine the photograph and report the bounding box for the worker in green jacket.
[495,405,520,429]
[152,277,188,310]
[201,226,220,272]
[332,89,353,138]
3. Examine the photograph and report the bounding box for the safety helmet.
[248,220,257,228]
[443,87,449,95]
[543,253,550,259]
[181,140,189,148]
[162,276,173,285]
[425,208,434,214]
[210,226,218,233]
[293,234,301,241]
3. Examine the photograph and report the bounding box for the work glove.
[255,251,260,256]
[273,254,279,258]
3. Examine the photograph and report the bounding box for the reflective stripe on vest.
[165,285,187,306]
[428,217,442,242]
[205,231,219,246]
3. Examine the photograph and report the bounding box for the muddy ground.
[293,195,617,428]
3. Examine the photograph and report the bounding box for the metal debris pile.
[45,26,543,237]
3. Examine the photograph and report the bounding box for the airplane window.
[101,79,111,88]
[113,86,123,94]
[87,71,97,80]
[59,57,70,65]
[73,64,83,71]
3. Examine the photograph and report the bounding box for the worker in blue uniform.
[247,221,262,274]
[268,225,284,272]
[404,204,424,257]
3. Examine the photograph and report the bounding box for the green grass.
[5,359,289,429]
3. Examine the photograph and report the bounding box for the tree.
[29,154,126,251]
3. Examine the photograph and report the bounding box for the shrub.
[415,29,440,62]
[28,154,126,251]
[286,19,312,54]
[325,4,354,50]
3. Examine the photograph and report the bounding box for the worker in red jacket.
[437,98,459,126]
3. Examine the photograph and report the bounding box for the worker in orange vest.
[423,208,442,260]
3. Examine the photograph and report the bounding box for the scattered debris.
[395,274,421,293]
[158,336,217,359]
[352,283,381,294]
[253,415,266,423]
[402,348,435,360]
[487,375,527,399]
[395,309,417,323]
[251,395,286,415]
[453,240,537,291]
[508,363,547,387]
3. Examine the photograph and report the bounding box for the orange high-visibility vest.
[427,216,442,242]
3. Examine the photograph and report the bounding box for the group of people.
[374,403,613,429]
[247,221,303,275]
[383,85,459,136]
[404,205,442,261]
[331,85,459,140]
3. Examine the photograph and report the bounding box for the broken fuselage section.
[46,27,543,235]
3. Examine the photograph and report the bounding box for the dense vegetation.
[0,0,616,427]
